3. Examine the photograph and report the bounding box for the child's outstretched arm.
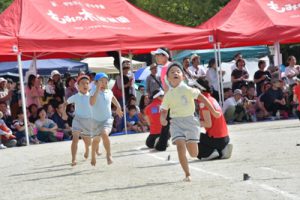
[198,93,221,118]
[160,109,168,126]
[112,96,123,118]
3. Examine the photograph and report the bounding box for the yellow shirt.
[161,82,200,118]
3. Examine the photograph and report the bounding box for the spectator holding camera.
[231,59,249,91]
[254,60,272,96]
[222,89,246,123]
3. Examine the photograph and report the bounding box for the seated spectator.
[126,96,140,113]
[35,107,58,143]
[244,86,258,122]
[256,81,272,120]
[260,79,288,120]
[222,89,246,123]
[28,104,38,123]
[0,77,13,116]
[0,101,13,128]
[144,90,164,148]
[65,77,78,100]
[11,107,39,146]
[44,103,56,119]
[0,111,17,149]
[267,65,280,80]
[223,88,233,101]
[51,101,72,140]
[66,103,75,127]
[231,59,249,91]
[111,104,122,133]
[136,85,145,106]
[123,105,147,133]
[138,94,150,131]
[10,81,21,119]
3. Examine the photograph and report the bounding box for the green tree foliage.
[0,0,12,13]
[128,0,230,27]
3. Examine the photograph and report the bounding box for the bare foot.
[106,155,113,165]
[183,176,191,182]
[91,157,96,166]
[84,151,89,159]
[71,160,77,167]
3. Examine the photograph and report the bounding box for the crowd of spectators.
[0,53,299,149]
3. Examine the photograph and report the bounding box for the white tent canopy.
[82,57,146,74]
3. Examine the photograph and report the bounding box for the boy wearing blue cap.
[90,72,123,166]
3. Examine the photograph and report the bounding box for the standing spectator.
[146,63,162,98]
[285,56,300,88]
[51,70,65,102]
[182,57,193,83]
[293,74,300,120]
[206,58,225,102]
[151,47,172,151]
[144,90,164,148]
[188,54,206,80]
[254,60,272,96]
[35,107,58,143]
[151,47,172,91]
[26,74,44,108]
[113,60,134,104]
[44,78,55,103]
[0,111,17,149]
[231,59,249,91]
[10,81,21,119]
[65,77,77,100]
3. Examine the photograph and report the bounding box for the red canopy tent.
[0,0,214,144]
[0,0,213,61]
[198,0,300,47]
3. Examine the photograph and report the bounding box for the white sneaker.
[201,150,219,161]
[0,144,7,149]
[221,144,233,159]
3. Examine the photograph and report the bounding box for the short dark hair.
[128,105,137,111]
[258,60,266,68]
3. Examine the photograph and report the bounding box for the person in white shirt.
[222,89,245,123]
[188,54,206,80]
[285,55,300,86]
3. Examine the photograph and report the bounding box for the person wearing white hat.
[188,54,206,80]
[50,70,65,102]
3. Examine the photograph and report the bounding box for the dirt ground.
[1,119,300,200]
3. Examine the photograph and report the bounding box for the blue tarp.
[0,59,88,76]
[173,46,270,64]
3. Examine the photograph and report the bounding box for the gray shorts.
[170,116,201,144]
[91,118,113,137]
[72,116,93,137]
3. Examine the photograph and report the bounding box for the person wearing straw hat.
[188,54,206,80]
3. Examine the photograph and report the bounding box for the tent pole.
[119,51,127,134]
[217,43,224,106]
[17,53,30,146]
[214,43,222,106]
[273,41,281,79]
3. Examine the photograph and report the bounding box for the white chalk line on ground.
[260,167,294,177]
[135,146,300,200]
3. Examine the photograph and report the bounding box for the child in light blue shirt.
[90,72,123,166]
